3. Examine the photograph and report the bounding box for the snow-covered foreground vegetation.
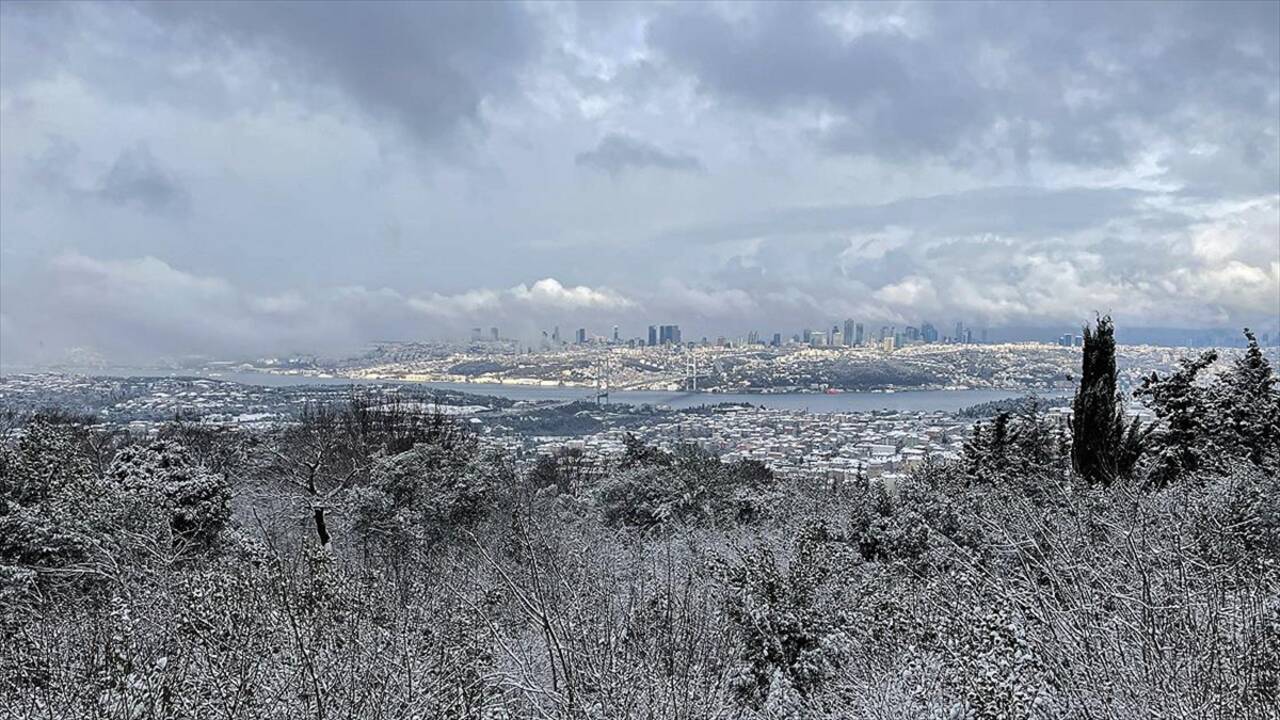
[2,323,1276,719]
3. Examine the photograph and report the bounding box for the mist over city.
[1,3,1279,719]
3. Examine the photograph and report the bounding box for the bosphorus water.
[16,366,1069,413]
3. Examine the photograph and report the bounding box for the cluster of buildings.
[522,405,996,487]
[1058,333,1085,347]
[526,319,991,353]
[536,324,684,349]
[794,320,986,352]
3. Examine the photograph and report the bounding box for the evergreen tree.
[964,412,1013,482]
[1134,350,1218,487]
[106,440,232,552]
[1218,328,1280,467]
[1070,313,1121,481]
[1071,315,1136,485]
[1132,329,1277,486]
[0,420,104,571]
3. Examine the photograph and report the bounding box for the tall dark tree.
[1071,315,1144,485]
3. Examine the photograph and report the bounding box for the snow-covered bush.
[106,440,232,552]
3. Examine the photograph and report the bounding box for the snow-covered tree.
[106,440,231,552]
[1216,329,1280,468]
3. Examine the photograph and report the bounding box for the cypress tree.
[1071,315,1129,485]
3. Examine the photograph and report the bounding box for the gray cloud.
[575,132,704,175]
[662,187,1168,246]
[139,1,538,149]
[97,143,188,214]
[647,2,1279,182]
[20,137,187,215]
[1,1,1277,364]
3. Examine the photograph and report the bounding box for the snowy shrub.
[106,440,232,552]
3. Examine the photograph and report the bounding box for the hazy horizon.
[2,1,1278,364]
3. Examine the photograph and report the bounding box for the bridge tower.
[685,351,698,392]
[594,354,613,405]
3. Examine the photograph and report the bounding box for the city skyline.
[459,318,1275,351]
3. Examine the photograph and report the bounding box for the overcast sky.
[2,1,1277,363]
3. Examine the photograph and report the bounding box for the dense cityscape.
[253,335,1225,395]
[5,330,1257,490]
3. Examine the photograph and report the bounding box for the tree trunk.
[313,506,331,546]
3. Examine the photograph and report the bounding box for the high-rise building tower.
[658,324,682,345]
[575,328,587,344]
[648,325,658,347]
[855,323,864,345]
[471,327,482,341]
[954,322,965,344]
[843,319,855,346]
[490,327,499,341]
[552,326,561,343]
[921,322,938,343]
[612,325,620,342]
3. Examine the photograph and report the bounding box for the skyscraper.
[575,328,587,344]
[658,324,682,345]
[855,323,864,345]
[921,322,938,343]
[490,327,499,341]
[954,322,965,344]
[612,325,620,342]
[648,325,658,347]
[843,319,855,346]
